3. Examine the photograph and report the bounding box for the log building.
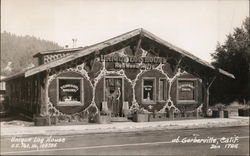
[3,29,234,123]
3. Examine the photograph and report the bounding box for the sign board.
[60,84,79,92]
[98,55,168,70]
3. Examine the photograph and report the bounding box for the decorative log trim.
[134,37,142,55]
[173,55,183,74]
[208,75,217,89]
[204,75,217,111]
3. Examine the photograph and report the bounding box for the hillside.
[1,31,63,76]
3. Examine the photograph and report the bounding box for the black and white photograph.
[0,0,249,155]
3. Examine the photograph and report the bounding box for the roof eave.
[33,47,86,58]
[1,71,25,81]
[218,68,235,79]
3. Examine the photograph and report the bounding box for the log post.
[44,71,49,115]
[134,37,142,55]
[204,75,217,116]
[205,87,210,114]
[39,71,49,116]
[35,71,50,126]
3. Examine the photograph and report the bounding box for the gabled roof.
[6,28,234,80]
[25,29,142,77]
[141,29,235,79]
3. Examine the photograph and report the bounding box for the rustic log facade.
[4,29,234,123]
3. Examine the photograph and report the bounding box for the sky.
[1,0,249,62]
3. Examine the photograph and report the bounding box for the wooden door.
[104,77,123,117]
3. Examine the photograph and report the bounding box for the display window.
[177,78,197,103]
[142,77,156,104]
[57,77,83,106]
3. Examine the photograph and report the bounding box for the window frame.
[141,77,156,104]
[176,78,198,104]
[56,77,84,106]
[158,78,168,102]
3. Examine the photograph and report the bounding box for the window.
[159,78,167,101]
[57,77,83,106]
[177,79,197,103]
[142,78,156,104]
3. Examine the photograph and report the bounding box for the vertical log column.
[203,75,217,116]
[39,71,49,116]
[204,84,209,115]
[35,70,51,126]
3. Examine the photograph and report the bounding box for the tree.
[1,31,63,76]
[210,17,250,104]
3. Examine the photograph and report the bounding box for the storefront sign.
[99,55,167,64]
[60,84,79,92]
[114,63,157,70]
[179,84,195,92]
[99,55,167,69]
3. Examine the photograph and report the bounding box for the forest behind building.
[1,31,62,76]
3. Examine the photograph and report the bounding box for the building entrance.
[104,77,123,117]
